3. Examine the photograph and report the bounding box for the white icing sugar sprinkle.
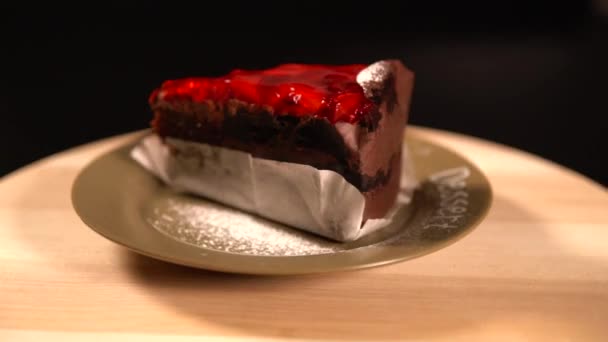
[148,197,343,256]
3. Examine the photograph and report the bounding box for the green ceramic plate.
[72,131,492,275]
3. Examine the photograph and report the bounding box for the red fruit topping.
[151,63,376,124]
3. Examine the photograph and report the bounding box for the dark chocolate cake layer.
[149,60,414,221]
[152,102,393,192]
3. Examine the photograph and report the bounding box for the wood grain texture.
[1,126,607,342]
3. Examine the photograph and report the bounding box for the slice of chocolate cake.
[148,60,414,223]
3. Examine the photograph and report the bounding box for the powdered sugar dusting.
[147,197,344,256]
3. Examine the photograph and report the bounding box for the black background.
[1,3,606,185]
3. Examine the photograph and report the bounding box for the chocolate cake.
[148,60,414,222]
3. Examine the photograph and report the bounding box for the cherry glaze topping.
[149,63,376,123]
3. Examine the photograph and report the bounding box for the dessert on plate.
[134,59,415,241]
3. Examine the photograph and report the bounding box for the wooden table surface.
[1,126,606,342]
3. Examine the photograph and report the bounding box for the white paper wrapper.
[130,134,417,242]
